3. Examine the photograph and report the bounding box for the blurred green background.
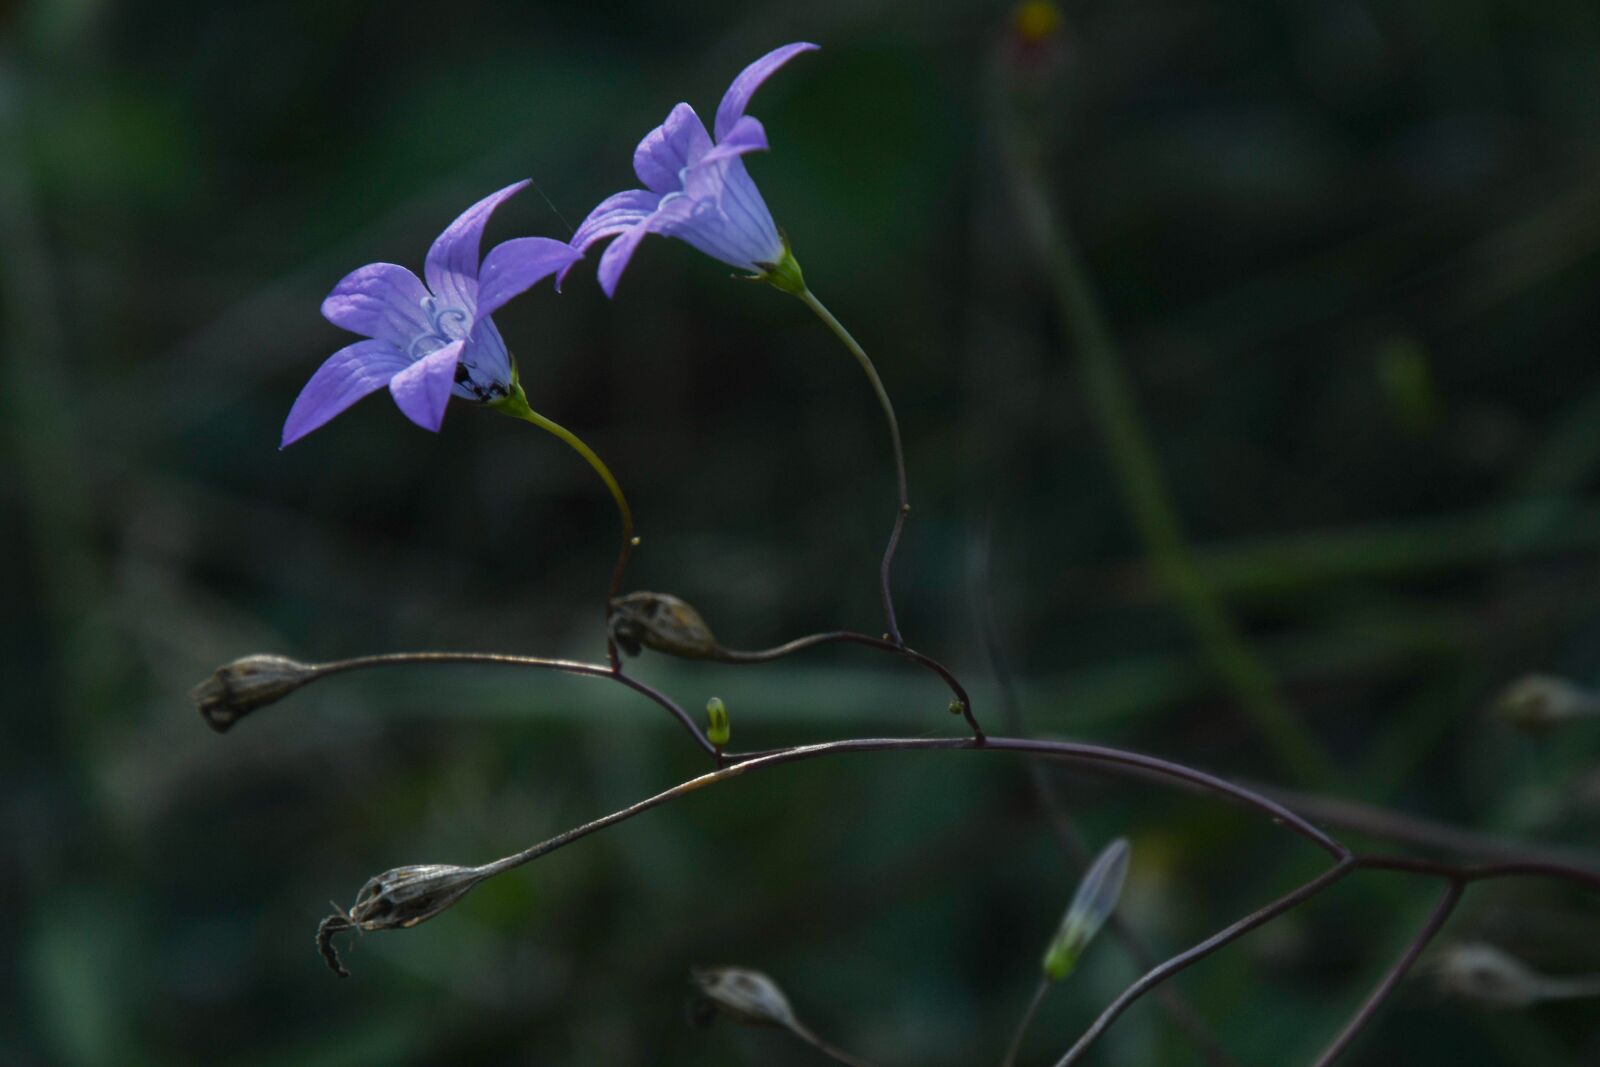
[5,0,1600,1063]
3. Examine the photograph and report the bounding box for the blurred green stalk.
[1001,100,1337,788]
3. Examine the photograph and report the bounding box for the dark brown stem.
[604,534,640,671]
[714,630,982,739]
[977,535,1239,1067]
[1309,880,1463,1067]
[313,650,715,756]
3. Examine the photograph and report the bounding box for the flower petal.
[633,103,713,195]
[699,115,768,166]
[594,195,700,297]
[666,155,783,269]
[424,180,531,313]
[387,340,465,432]
[569,189,664,256]
[321,263,431,347]
[475,237,581,320]
[453,317,513,401]
[713,42,818,142]
[596,221,655,299]
[281,339,412,448]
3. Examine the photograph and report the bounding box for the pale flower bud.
[1043,838,1130,981]
[191,654,318,733]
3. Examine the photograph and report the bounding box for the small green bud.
[190,654,318,733]
[1043,837,1130,982]
[706,697,731,747]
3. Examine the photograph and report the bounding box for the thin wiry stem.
[976,531,1236,1067]
[321,724,1600,1067]
[1052,859,1360,1067]
[789,1020,884,1067]
[1000,976,1051,1067]
[796,286,911,648]
[496,385,638,669]
[310,650,714,756]
[1309,880,1463,1067]
[713,629,982,739]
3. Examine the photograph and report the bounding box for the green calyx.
[490,372,535,420]
[756,238,806,296]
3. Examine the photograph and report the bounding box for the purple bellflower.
[282,180,580,447]
[566,42,819,297]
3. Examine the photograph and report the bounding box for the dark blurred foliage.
[4,0,1600,1063]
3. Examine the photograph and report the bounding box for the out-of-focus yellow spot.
[1014,0,1062,44]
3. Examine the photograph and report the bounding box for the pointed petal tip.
[715,42,821,140]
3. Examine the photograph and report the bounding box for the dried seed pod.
[1432,942,1548,1009]
[689,966,798,1030]
[316,863,490,977]
[347,864,487,931]
[1490,674,1600,735]
[608,592,720,659]
[190,654,318,732]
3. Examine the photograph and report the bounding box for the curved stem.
[313,650,713,755]
[1001,976,1051,1067]
[713,630,982,739]
[789,1020,884,1067]
[1052,859,1360,1067]
[977,537,1236,1067]
[482,736,1349,886]
[796,287,910,647]
[1309,880,1462,1067]
[495,386,638,668]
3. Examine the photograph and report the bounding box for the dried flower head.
[1490,674,1600,735]
[316,863,490,977]
[689,966,799,1030]
[190,654,318,732]
[609,591,720,659]
[1431,942,1548,1009]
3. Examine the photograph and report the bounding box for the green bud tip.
[706,696,731,747]
[1042,837,1131,982]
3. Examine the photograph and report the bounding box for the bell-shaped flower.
[566,42,818,297]
[282,180,580,446]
